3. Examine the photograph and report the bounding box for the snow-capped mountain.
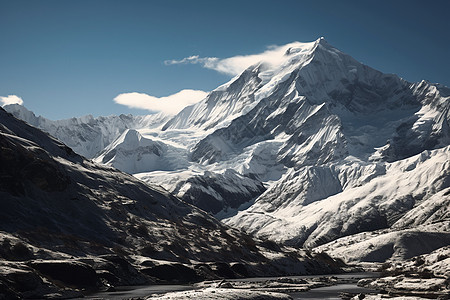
[94,129,189,174]
[5,37,449,263]
[187,38,449,166]
[152,37,449,260]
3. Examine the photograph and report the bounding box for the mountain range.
[4,37,449,268]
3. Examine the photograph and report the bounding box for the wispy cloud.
[0,95,24,106]
[164,42,307,76]
[114,89,208,115]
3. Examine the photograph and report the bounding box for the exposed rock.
[141,263,200,283]
[145,287,292,300]
[358,246,450,298]
[30,260,99,288]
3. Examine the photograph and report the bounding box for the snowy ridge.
[94,129,189,174]
[314,222,450,263]
[3,104,170,158]
[162,40,320,131]
[225,146,450,248]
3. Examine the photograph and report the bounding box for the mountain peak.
[120,129,142,145]
[315,36,330,47]
[3,103,40,127]
[316,36,326,43]
[283,38,326,56]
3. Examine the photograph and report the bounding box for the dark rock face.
[230,262,249,277]
[0,132,70,195]
[210,262,237,279]
[3,269,43,294]
[0,239,34,261]
[142,264,201,283]
[140,261,251,283]
[30,261,99,288]
[95,254,148,286]
[0,262,84,300]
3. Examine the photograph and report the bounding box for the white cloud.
[0,95,24,106]
[114,89,208,115]
[164,41,308,76]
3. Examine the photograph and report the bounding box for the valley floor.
[85,269,450,300]
[85,272,375,299]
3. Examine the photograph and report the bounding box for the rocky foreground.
[358,246,450,299]
[143,246,450,300]
[145,266,449,300]
[89,275,366,299]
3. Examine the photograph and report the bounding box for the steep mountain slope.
[0,108,341,298]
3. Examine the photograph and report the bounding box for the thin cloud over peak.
[164,41,308,76]
[0,95,24,106]
[114,89,208,115]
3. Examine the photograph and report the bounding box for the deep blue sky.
[1,0,449,119]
